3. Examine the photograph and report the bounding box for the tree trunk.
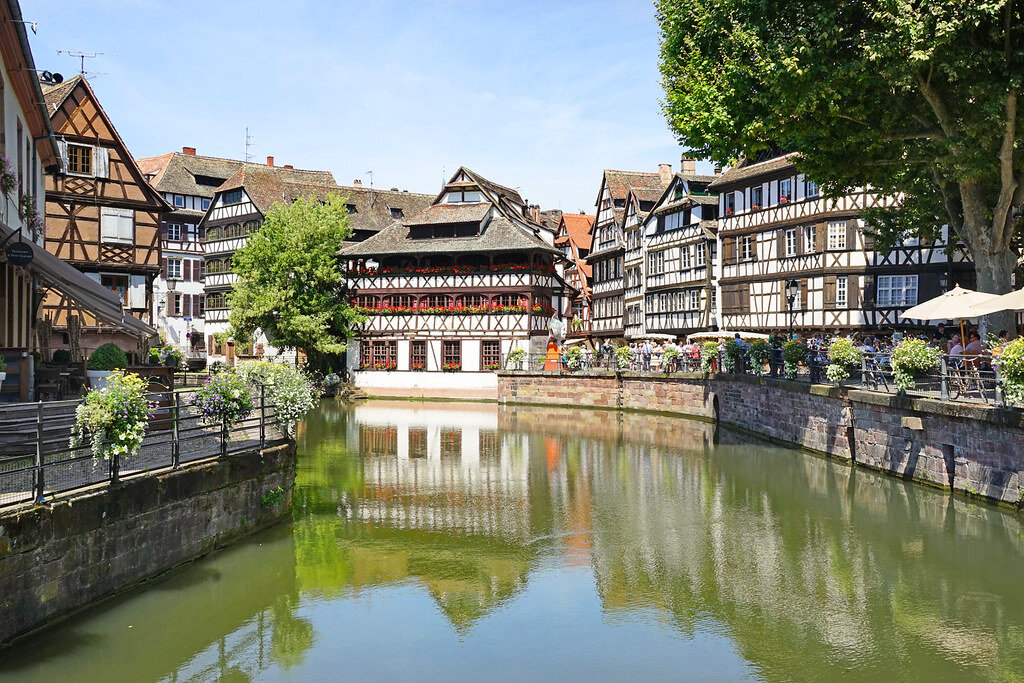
[966,233,1018,337]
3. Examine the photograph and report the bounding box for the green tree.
[228,192,363,360]
[658,0,1024,327]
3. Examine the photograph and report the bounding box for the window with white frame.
[686,289,700,310]
[806,179,819,198]
[648,251,665,275]
[201,198,211,210]
[751,185,763,208]
[710,287,717,313]
[100,207,134,244]
[836,276,848,308]
[680,245,691,270]
[173,195,185,208]
[167,223,182,241]
[167,258,182,279]
[785,228,797,257]
[779,178,793,202]
[741,235,753,260]
[876,274,918,307]
[659,293,668,312]
[804,225,816,253]
[725,193,736,214]
[695,243,706,267]
[827,221,847,250]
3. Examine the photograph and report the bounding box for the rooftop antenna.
[366,170,373,205]
[244,127,255,162]
[13,20,37,34]
[56,49,120,76]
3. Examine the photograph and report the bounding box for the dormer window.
[346,204,358,213]
[390,207,403,219]
[222,189,243,205]
[444,190,483,203]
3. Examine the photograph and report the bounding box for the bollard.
[940,356,949,401]
[861,355,868,389]
[221,415,227,457]
[171,391,181,468]
[259,384,266,447]
[994,366,1005,407]
[34,401,45,504]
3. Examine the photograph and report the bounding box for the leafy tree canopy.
[228,192,363,356]
[658,0,1024,300]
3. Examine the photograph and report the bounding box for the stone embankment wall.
[0,442,296,646]
[499,371,1024,508]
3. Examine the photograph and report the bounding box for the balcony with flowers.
[344,261,560,291]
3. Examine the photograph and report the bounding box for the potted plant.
[722,339,744,373]
[410,362,426,371]
[564,345,585,370]
[191,370,254,432]
[825,337,863,385]
[441,362,462,372]
[505,347,526,370]
[891,338,940,392]
[86,343,128,390]
[69,371,154,460]
[993,337,1024,404]
[700,341,720,373]
[52,349,72,366]
[779,195,790,205]
[615,345,634,371]
[751,203,761,211]
[661,346,680,372]
[782,340,807,379]
[149,345,183,369]
[484,362,501,371]
[748,339,770,376]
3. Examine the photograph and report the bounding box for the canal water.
[2,400,1023,681]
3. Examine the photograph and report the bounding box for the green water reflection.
[2,400,1024,681]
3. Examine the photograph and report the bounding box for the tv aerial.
[55,49,120,77]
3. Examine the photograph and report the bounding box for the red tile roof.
[604,170,666,200]
[556,213,593,251]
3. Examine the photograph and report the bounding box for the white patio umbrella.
[966,287,1024,316]
[900,285,1000,344]
[687,330,771,341]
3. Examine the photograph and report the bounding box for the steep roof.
[216,165,337,214]
[41,74,80,111]
[555,213,593,250]
[404,202,490,226]
[603,170,666,201]
[338,214,560,258]
[137,152,247,199]
[336,185,434,235]
[449,166,525,206]
[708,152,799,189]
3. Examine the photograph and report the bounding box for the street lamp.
[939,272,949,292]
[785,279,800,339]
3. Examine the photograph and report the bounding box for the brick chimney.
[658,163,672,185]
[714,166,722,175]
[529,204,540,222]
[680,155,696,174]
[266,156,274,167]
[284,164,293,169]
[182,146,196,156]
[353,179,362,187]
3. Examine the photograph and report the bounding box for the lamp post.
[785,279,800,339]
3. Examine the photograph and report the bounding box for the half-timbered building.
[339,167,570,393]
[138,147,245,364]
[554,212,593,331]
[199,158,336,365]
[712,151,972,334]
[587,167,670,340]
[640,168,719,337]
[40,75,167,359]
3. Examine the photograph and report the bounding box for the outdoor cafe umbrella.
[965,287,1024,316]
[900,285,1000,344]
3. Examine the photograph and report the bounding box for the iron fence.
[503,349,1017,409]
[0,386,284,510]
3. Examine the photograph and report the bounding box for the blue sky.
[28,0,695,211]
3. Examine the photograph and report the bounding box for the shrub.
[890,338,940,391]
[52,349,72,364]
[825,337,863,384]
[70,371,154,459]
[615,345,633,370]
[994,337,1024,404]
[87,343,127,371]
[782,340,807,380]
[700,341,719,373]
[748,340,770,376]
[323,372,341,387]
[661,346,680,371]
[564,345,584,369]
[192,371,254,430]
[722,339,743,373]
[234,360,317,438]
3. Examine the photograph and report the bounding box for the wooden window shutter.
[777,230,785,258]
[161,222,168,240]
[208,335,215,355]
[823,275,837,309]
[849,275,862,308]
[93,146,110,179]
[160,257,168,277]
[723,236,735,263]
[800,278,809,310]
[183,259,191,281]
[846,220,858,251]
[861,275,875,307]
[163,293,171,316]
[862,226,876,251]
[814,222,827,253]
[749,235,758,261]
[741,285,750,312]
[779,281,787,311]
[796,226,805,254]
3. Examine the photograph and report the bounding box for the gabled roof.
[42,75,171,212]
[338,214,560,258]
[708,152,799,189]
[215,165,337,214]
[336,185,434,235]
[137,151,247,199]
[3,0,59,165]
[555,213,593,251]
[443,166,525,206]
[603,170,666,201]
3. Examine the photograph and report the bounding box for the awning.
[0,223,158,340]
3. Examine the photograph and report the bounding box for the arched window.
[457,294,488,308]
[421,295,451,309]
[244,220,260,234]
[355,295,379,308]
[206,226,222,241]
[492,294,526,308]
[206,293,227,309]
[384,295,415,308]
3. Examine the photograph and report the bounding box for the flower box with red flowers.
[779,196,790,205]
[410,362,426,371]
[441,362,461,372]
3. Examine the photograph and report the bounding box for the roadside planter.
[70,371,155,460]
[86,343,128,390]
[891,338,940,392]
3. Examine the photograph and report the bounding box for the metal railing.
[0,386,283,510]
[503,349,1018,409]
